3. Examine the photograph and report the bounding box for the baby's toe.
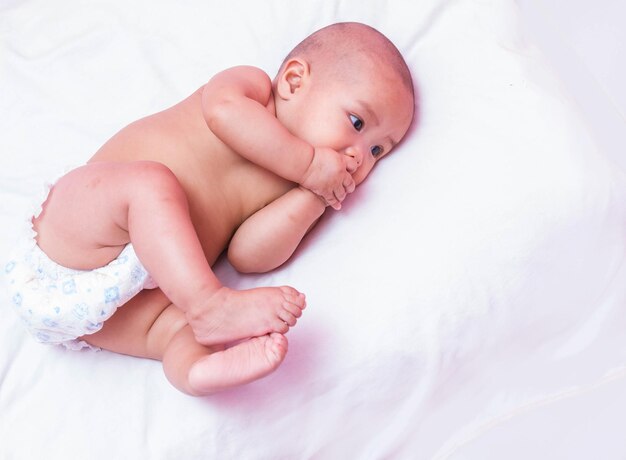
[279,286,304,297]
[295,293,306,308]
[266,333,288,362]
[280,290,306,309]
[271,318,290,334]
[278,310,297,327]
[283,301,303,318]
[269,332,287,349]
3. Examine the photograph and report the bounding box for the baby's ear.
[276,58,309,99]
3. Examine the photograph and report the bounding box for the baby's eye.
[349,114,364,132]
[370,145,384,157]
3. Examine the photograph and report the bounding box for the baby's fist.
[301,147,355,210]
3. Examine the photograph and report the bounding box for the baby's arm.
[227,187,327,273]
[202,66,354,209]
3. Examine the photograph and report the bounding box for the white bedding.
[1,0,626,458]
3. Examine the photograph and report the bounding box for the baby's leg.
[84,288,288,395]
[36,161,305,344]
[166,326,287,395]
[36,161,224,297]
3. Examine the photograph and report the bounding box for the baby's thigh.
[34,162,137,268]
[82,288,188,361]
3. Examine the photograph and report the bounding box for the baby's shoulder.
[203,65,273,104]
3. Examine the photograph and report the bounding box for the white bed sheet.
[1,0,625,458]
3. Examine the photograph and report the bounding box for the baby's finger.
[334,185,347,202]
[344,175,356,194]
[345,156,359,174]
[326,196,341,210]
[323,190,340,207]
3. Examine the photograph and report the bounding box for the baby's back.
[89,87,293,264]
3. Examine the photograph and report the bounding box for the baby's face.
[279,64,414,185]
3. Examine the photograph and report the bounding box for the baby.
[4,22,414,396]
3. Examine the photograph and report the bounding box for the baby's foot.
[187,333,287,395]
[188,286,306,346]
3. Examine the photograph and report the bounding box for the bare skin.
[34,88,314,394]
[31,24,415,395]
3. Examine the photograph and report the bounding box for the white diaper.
[4,242,157,350]
[3,169,157,350]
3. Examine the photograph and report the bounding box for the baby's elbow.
[201,84,237,131]
[202,97,232,132]
[229,257,258,274]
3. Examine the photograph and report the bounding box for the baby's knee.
[130,161,184,199]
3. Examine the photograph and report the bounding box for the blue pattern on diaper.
[5,243,155,348]
[112,254,128,266]
[85,321,103,332]
[72,303,89,320]
[12,292,22,307]
[62,279,77,295]
[36,331,51,342]
[131,265,145,283]
[42,318,58,328]
[104,286,120,303]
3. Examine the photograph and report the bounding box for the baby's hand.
[300,147,356,210]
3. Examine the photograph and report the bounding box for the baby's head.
[273,22,415,185]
